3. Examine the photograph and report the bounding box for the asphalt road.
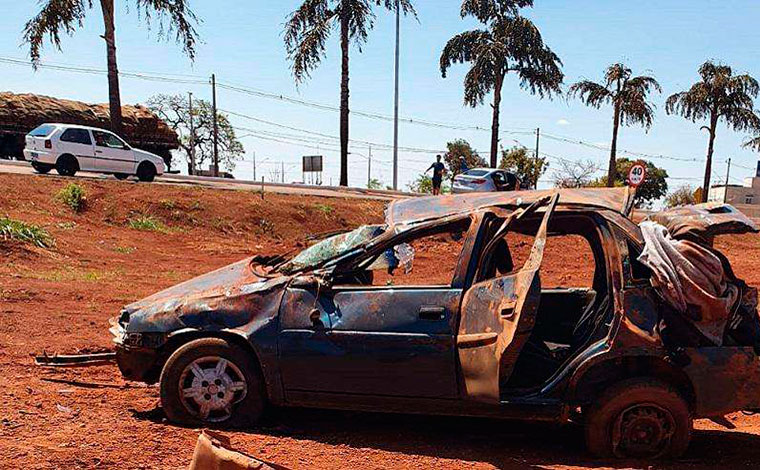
[0,160,410,201]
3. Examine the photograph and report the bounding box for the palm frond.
[440,29,492,77]
[22,0,90,65]
[604,63,631,87]
[284,0,336,82]
[568,81,612,108]
[135,0,200,60]
[724,106,760,133]
[373,0,417,16]
[460,0,533,22]
[743,136,760,152]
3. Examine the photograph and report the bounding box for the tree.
[666,61,760,202]
[23,0,198,136]
[568,64,661,188]
[147,94,244,173]
[551,159,600,188]
[407,174,433,194]
[589,158,668,205]
[665,185,698,208]
[744,136,760,152]
[443,139,487,181]
[440,0,563,167]
[284,0,416,187]
[498,145,547,189]
[367,178,383,189]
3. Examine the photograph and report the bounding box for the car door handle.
[419,306,445,321]
[95,150,103,154]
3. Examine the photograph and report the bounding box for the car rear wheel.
[136,162,156,182]
[114,173,130,180]
[32,162,52,174]
[585,378,692,459]
[159,338,265,427]
[55,155,78,177]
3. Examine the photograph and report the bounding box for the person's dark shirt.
[430,162,445,180]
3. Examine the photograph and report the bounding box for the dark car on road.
[111,187,760,459]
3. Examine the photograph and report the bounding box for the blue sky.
[2,0,760,190]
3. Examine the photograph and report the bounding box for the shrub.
[56,183,86,213]
[0,217,53,248]
[128,215,168,233]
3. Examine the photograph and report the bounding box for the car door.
[58,128,96,171]
[92,130,136,174]
[457,193,559,403]
[277,219,478,399]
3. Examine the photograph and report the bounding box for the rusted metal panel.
[387,187,632,228]
[649,202,759,241]
[683,347,760,417]
[457,194,558,403]
[187,430,283,470]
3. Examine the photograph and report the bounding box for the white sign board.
[627,163,647,188]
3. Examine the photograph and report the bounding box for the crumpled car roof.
[648,202,759,240]
[386,187,634,227]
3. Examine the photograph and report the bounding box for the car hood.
[133,148,165,168]
[122,257,291,333]
[648,202,759,241]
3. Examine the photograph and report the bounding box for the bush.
[128,215,168,233]
[665,185,698,207]
[56,183,86,213]
[0,217,53,248]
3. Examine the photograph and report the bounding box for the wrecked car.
[111,187,760,459]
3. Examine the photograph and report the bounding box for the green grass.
[0,217,53,248]
[159,199,176,210]
[128,215,168,233]
[56,183,87,213]
[114,246,135,254]
[56,221,77,230]
[314,203,334,215]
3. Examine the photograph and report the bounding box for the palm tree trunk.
[338,1,350,187]
[99,0,123,135]
[607,104,621,187]
[702,116,718,203]
[489,73,504,168]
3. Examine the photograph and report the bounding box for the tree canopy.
[498,146,547,189]
[147,94,244,173]
[443,139,487,181]
[589,157,668,205]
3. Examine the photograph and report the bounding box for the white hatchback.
[23,123,166,182]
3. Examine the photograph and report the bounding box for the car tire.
[32,162,52,174]
[114,173,130,180]
[159,337,265,428]
[136,162,156,182]
[585,378,692,459]
[55,155,78,177]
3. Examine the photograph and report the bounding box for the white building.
[708,163,760,205]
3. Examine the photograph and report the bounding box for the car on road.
[452,168,520,193]
[24,123,166,181]
[111,187,760,459]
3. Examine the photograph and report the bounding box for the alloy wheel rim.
[178,356,247,422]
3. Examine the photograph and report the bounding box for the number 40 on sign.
[627,162,647,188]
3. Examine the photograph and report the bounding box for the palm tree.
[440,1,563,168]
[285,0,415,187]
[568,64,661,187]
[666,61,760,202]
[23,0,198,136]
[744,136,760,152]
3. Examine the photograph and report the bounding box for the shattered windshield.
[279,225,386,274]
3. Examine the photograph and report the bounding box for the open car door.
[457,193,559,403]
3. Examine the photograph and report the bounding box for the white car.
[452,168,521,193]
[23,123,166,182]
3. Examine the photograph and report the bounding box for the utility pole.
[211,74,219,177]
[533,128,540,189]
[724,157,731,203]
[367,144,372,188]
[392,0,400,190]
[252,151,256,181]
[282,161,285,183]
[188,92,195,176]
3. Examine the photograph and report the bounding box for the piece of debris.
[34,352,116,367]
[187,430,287,470]
[41,377,138,389]
[55,404,79,417]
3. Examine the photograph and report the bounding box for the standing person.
[426,154,447,195]
[458,155,469,174]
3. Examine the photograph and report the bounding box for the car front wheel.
[159,337,265,427]
[585,378,692,459]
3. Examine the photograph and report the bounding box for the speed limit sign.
[627,162,647,188]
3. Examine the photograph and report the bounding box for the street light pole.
[188,92,195,175]
[367,144,372,188]
[211,73,219,177]
[392,0,400,190]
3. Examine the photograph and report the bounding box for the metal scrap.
[34,352,116,367]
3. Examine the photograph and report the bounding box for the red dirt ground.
[2,172,760,469]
